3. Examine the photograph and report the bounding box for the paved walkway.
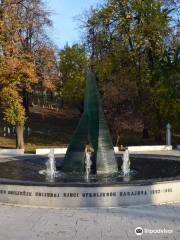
[0,202,180,240]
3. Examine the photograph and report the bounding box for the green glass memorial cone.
[62,71,118,174]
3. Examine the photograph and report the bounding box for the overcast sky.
[46,0,104,49]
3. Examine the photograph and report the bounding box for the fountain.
[119,150,137,179]
[46,149,57,177]
[84,147,93,181]
[0,71,180,207]
[121,150,131,176]
[39,149,61,182]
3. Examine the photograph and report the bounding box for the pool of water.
[0,156,180,184]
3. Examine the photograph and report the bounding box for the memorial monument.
[0,71,180,207]
[62,71,118,175]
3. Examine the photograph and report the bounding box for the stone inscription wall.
[0,183,178,207]
[0,188,173,199]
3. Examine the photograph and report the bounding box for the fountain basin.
[0,153,180,207]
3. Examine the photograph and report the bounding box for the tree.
[16,0,52,113]
[0,0,37,148]
[82,0,180,142]
[34,44,59,92]
[0,0,53,149]
[59,44,88,110]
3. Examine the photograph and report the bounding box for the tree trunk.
[142,114,150,139]
[22,89,29,114]
[154,130,163,143]
[60,97,64,109]
[16,124,24,149]
[77,101,84,114]
[143,128,149,139]
[154,109,163,143]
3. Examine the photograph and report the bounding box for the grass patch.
[0,107,79,153]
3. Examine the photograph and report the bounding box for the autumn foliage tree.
[16,0,53,112]
[0,0,37,148]
[34,44,59,92]
[0,0,56,149]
